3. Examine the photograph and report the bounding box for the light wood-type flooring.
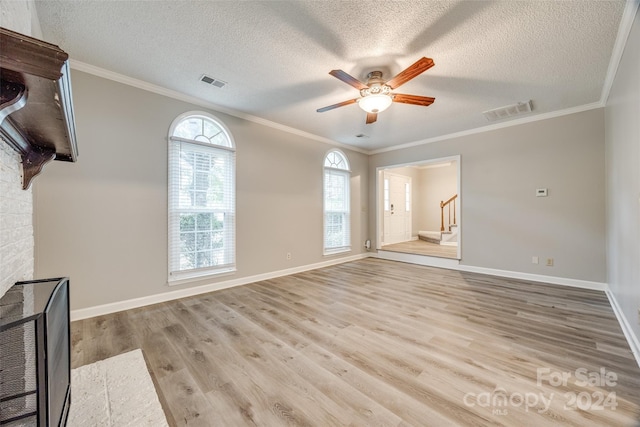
[381,239,459,259]
[71,258,640,426]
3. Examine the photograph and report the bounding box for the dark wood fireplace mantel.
[0,27,78,190]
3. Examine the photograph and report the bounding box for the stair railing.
[440,194,458,232]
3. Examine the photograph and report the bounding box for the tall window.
[168,112,235,282]
[324,150,351,254]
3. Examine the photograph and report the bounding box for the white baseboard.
[375,251,606,291]
[604,288,640,369]
[70,253,371,321]
[457,264,607,291]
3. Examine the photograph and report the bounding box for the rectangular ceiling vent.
[200,74,227,88]
[483,100,532,122]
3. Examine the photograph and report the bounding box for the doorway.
[382,172,412,245]
[377,156,461,260]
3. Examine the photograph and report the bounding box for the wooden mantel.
[0,27,78,190]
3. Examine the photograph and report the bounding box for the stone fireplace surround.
[0,0,39,300]
[0,142,34,300]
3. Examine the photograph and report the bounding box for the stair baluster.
[440,194,458,233]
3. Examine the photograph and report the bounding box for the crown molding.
[69,60,369,155]
[368,101,604,155]
[71,59,607,157]
[601,0,640,105]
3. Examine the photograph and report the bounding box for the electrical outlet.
[286,252,291,260]
[546,258,554,267]
[532,256,539,264]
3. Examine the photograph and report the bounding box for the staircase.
[418,225,458,246]
[418,193,459,246]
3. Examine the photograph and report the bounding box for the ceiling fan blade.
[316,98,358,113]
[385,57,435,89]
[392,93,435,107]
[329,70,369,91]
[366,112,378,124]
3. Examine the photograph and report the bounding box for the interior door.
[383,172,411,245]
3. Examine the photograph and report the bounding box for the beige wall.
[0,0,42,299]
[34,70,368,310]
[416,162,458,232]
[369,108,606,283]
[605,7,640,343]
[33,70,608,311]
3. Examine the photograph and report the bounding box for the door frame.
[376,155,461,260]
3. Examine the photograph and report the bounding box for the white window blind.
[168,113,235,282]
[323,150,351,254]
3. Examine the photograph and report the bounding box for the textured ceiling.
[34,1,626,151]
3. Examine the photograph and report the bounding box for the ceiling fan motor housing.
[366,71,385,86]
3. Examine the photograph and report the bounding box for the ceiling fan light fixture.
[318,57,435,122]
[358,94,393,113]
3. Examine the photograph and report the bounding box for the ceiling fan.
[317,57,436,124]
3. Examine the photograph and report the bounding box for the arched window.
[323,150,351,254]
[168,112,235,282]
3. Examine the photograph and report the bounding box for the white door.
[383,172,411,245]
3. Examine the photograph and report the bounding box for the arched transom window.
[323,150,351,254]
[168,112,236,282]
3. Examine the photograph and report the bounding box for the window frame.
[168,111,236,284]
[323,149,351,255]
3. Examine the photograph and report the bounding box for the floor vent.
[200,74,227,88]
[483,100,532,121]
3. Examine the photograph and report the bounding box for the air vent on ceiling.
[483,100,533,122]
[200,74,227,88]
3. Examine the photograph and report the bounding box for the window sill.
[323,248,351,257]
[168,267,236,286]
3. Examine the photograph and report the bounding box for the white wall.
[0,0,42,299]
[605,7,640,343]
[369,109,606,283]
[33,70,368,311]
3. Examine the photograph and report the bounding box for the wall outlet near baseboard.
[286,252,291,260]
[546,258,554,266]
[532,256,539,264]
